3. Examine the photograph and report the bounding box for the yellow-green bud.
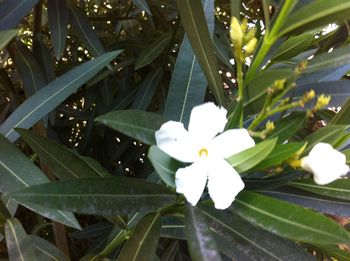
[230,17,243,47]
[244,37,257,56]
[273,79,287,91]
[302,89,315,104]
[314,94,331,110]
[265,121,275,132]
[240,18,248,32]
[244,28,257,42]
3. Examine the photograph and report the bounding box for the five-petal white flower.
[301,143,349,185]
[155,102,255,209]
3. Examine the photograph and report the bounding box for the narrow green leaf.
[0,50,122,142]
[279,0,350,37]
[132,0,152,14]
[176,0,225,105]
[226,100,243,130]
[33,36,56,82]
[184,204,222,261]
[227,138,277,172]
[252,142,305,170]
[135,33,172,70]
[269,112,307,142]
[9,177,176,216]
[95,110,163,145]
[131,68,163,110]
[16,128,107,180]
[233,191,350,244]
[48,0,68,59]
[9,41,47,96]
[200,204,316,261]
[331,97,350,125]
[289,179,350,201]
[68,1,106,57]
[312,244,350,261]
[303,125,348,154]
[0,0,39,30]
[117,212,161,261]
[5,218,34,261]
[28,235,69,261]
[0,134,80,229]
[148,146,181,188]
[0,29,17,51]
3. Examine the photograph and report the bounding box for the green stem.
[236,59,244,127]
[248,91,272,130]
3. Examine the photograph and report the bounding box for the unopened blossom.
[155,102,255,209]
[301,143,349,185]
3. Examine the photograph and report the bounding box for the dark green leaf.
[148,145,181,188]
[95,110,163,145]
[176,0,225,105]
[225,100,243,130]
[28,235,69,261]
[269,112,307,142]
[312,244,350,261]
[227,138,277,172]
[0,51,122,142]
[160,216,185,239]
[33,36,56,82]
[48,0,68,59]
[68,1,105,57]
[117,212,161,261]
[233,191,350,244]
[199,204,316,261]
[0,134,80,229]
[135,33,172,70]
[331,97,350,125]
[0,29,17,51]
[289,179,350,201]
[0,0,39,30]
[16,128,107,180]
[184,204,222,261]
[131,68,163,110]
[9,177,176,216]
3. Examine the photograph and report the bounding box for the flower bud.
[314,94,331,111]
[244,37,257,56]
[230,17,243,48]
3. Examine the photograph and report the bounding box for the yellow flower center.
[198,148,209,158]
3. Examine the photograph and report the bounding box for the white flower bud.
[301,143,349,185]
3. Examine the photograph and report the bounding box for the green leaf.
[303,45,350,74]
[0,0,39,30]
[5,218,34,261]
[117,212,161,261]
[9,177,176,216]
[225,100,243,130]
[33,36,56,82]
[312,244,350,261]
[0,50,122,142]
[233,191,350,244]
[279,0,350,37]
[227,138,277,172]
[148,146,181,188]
[268,112,307,142]
[48,0,68,59]
[199,204,316,261]
[132,0,152,14]
[252,142,305,170]
[16,128,107,180]
[0,134,80,229]
[331,97,350,125]
[131,68,164,110]
[28,235,69,261]
[9,41,46,96]
[95,110,163,145]
[272,33,313,61]
[68,1,106,57]
[135,33,172,70]
[303,125,348,154]
[0,30,18,51]
[184,204,222,261]
[289,179,350,201]
[176,0,225,105]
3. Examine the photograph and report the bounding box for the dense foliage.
[1,0,350,260]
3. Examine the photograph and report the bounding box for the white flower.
[155,102,255,209]
[301,143,349,185]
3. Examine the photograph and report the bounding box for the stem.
[245,0,296,83]
[236,58,244,127]
[248,91,272,130]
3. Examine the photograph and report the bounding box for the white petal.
[207,159,245,209]
[301,143,349,185]
[208,129,255,159]
[155,121,197,163]
[188,103,227,142]
[175,161,208,206]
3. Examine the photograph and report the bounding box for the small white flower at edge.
[301,143,349,185]
[155,102,255,209]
